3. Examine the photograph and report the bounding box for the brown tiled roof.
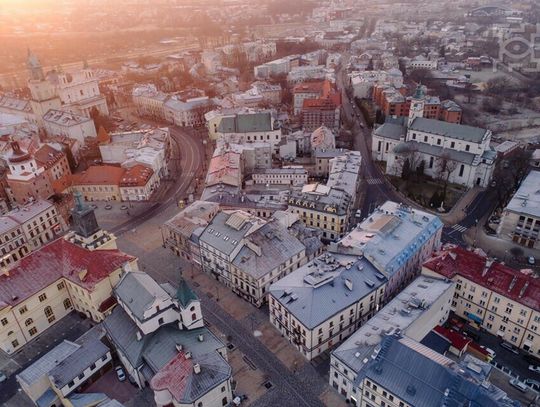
[72,165,125,186]
[119,165,153,187]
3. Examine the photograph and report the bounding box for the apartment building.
[163,201,220,265]
[0,238,137,354]
[372,88,496,188]
[287,183,351,241]
[103,272,233,407]
[423,246,540,355]
[132,84,168,119]
[269,252,387,360]
[292,80,331,115]
[497,170,540,250]
[302,92,341,132]
[17,330,112,406]
[71,165,125,201]
[6,199,64,252]
[335,201,443,299]
[352,335,515,407]
[199,211,266,287]
[326,151,362,208]
[6,141,54,205]
[330,276,454,404]
[230,220,306,307]
[119,164,159,202]
[252,167,308,186]
[33,144,72,194]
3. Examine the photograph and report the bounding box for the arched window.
[25,318,33,326]
[190,305,196,312]
[44,306,53,318]
[63,298,72,310]
[192,313,197,321]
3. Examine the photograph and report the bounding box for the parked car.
[355,209,362,218]
[501,341,519,354]
[115,366,126,382]
[529,365,540,373]
[528,256,536,265]
[509,378,528,393]
[120,205,128,210]
[104,204,113,210]
[0,372,6,383]
[480,346,496,359]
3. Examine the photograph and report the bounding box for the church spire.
[26,49,45,81]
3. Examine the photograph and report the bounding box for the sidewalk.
[439,186,485,225]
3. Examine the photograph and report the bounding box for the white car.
[480,345,496,359]
[529,365,540,373]
[115,366,126,382]
[509,378,528,393]
[0,372,6,383]
[528,256,536,265]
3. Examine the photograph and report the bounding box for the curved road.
[110,126,205,236]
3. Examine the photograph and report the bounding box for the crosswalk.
[366,178,384,185]
[451,224,468,233]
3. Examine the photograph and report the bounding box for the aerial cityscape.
[0,0,540,406]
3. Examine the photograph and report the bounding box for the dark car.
[501,341,519,354]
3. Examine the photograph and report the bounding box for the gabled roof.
[115,271,171,321]
[409,117,488,143]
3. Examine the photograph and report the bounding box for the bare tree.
[393,145,423,183]
[435,153,458,201]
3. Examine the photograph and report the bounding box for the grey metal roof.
[373,123,406,141]
[505,170,540,218]
[269,253,387,329]
[394,140,477,165]
[232,221,305,279]
[199,211,265,256]
[103,306,225,373]
[17,340,79,386]
[332,277,454,374]
[358,336,518,407]
[114,272,171,321]
[49,337,109,389]
[217,112,275,133]
[409,117,488,143]
[288,186,351,216]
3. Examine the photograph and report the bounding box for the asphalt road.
[110,126,205,236]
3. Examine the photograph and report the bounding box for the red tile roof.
[0,238,135,308]
[72,165,125,186]
[150,352,192,401]
[433,325,471,351]
[423,246,540,310]
[292,81,326,94]
[119,165,153,187]
[33,145,65,170]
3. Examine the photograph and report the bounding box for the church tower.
[65,191,117,250]
[26,50,61,124]
[407,85,425,128]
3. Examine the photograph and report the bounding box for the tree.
[89,107,113,132]
[401,158,411,180]
[439,45,446,58]
[435,153,458,202]
[408,68,432,84]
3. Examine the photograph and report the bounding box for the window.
[11,339,19,348]
[19,305,28,315]
[25,318,33,326]
[28,327,37,336]
[38,293,47,302]
[1,317,7,326]
[221,386,226,392]
[222,397,228,406]
[57,282,65,290]
[465,144,470,152]
[192,313,197,321]
[64,298,72,310]
[44,306,54,318]
[458,164,464,177]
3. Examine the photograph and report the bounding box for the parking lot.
[85,367,139,403]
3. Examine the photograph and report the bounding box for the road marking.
[366,178,384,185]
[451,224,468,233]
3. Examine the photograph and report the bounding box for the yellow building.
[422,246,540,355]
[71,165,125,202]
[0,238,137,354]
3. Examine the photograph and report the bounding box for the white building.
[349,69,403,99]
[269,252,387,360]
[132,84,168,119]
[329,277,454,405]
[252,166,308,186]
[164,96,213,127]
[497,170,540,250]
[372,88,496,188]
[103,272,233,407]
[42,109,97,144]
